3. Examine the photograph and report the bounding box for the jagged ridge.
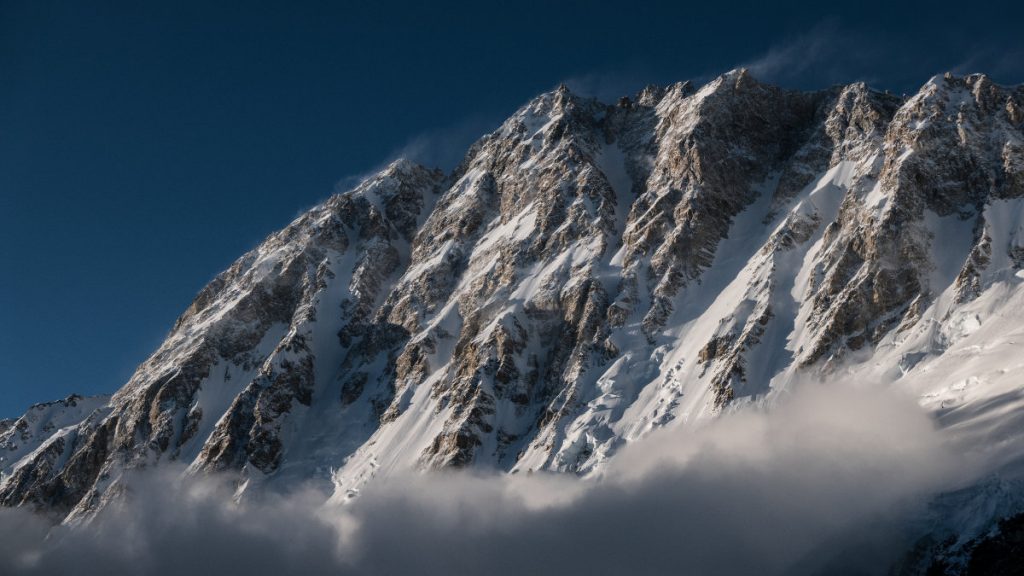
[3,71,1024,540]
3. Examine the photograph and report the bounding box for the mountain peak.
[5,74,1024,569]
[373,157,442,183]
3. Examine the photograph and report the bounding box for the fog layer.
[1,382,977,576]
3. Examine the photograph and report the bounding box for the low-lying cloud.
[0,381,981,576]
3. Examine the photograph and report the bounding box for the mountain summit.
[4,72,1024,566]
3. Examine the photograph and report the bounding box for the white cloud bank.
[0,381,983,576]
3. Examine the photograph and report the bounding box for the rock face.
[0,395,112,519]
[3,71,1024,547]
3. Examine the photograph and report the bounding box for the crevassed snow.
[859,277,1024,476]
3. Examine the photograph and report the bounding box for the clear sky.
[2,0,1022,417]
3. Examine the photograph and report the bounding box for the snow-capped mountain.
[4,70,1024,565]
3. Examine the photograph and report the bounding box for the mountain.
[4,69,1024,569]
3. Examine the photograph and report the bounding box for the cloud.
[0,381,983,576]
[949,47,1024,85]
[330,115,500,195]
[387,116,500,171]
[562,70,652,103]
[737,20,1023,93]
[737,21,881,89]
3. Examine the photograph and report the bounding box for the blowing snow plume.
[0,382,977,576]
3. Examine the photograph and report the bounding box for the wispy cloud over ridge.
[736,18,1023,92]
[737,20,882,88]
[330,115,502,194]
[563,70,653,102]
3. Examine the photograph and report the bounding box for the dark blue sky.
[2,0,1022,416]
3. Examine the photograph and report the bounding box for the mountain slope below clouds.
[3,71,1024,557]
